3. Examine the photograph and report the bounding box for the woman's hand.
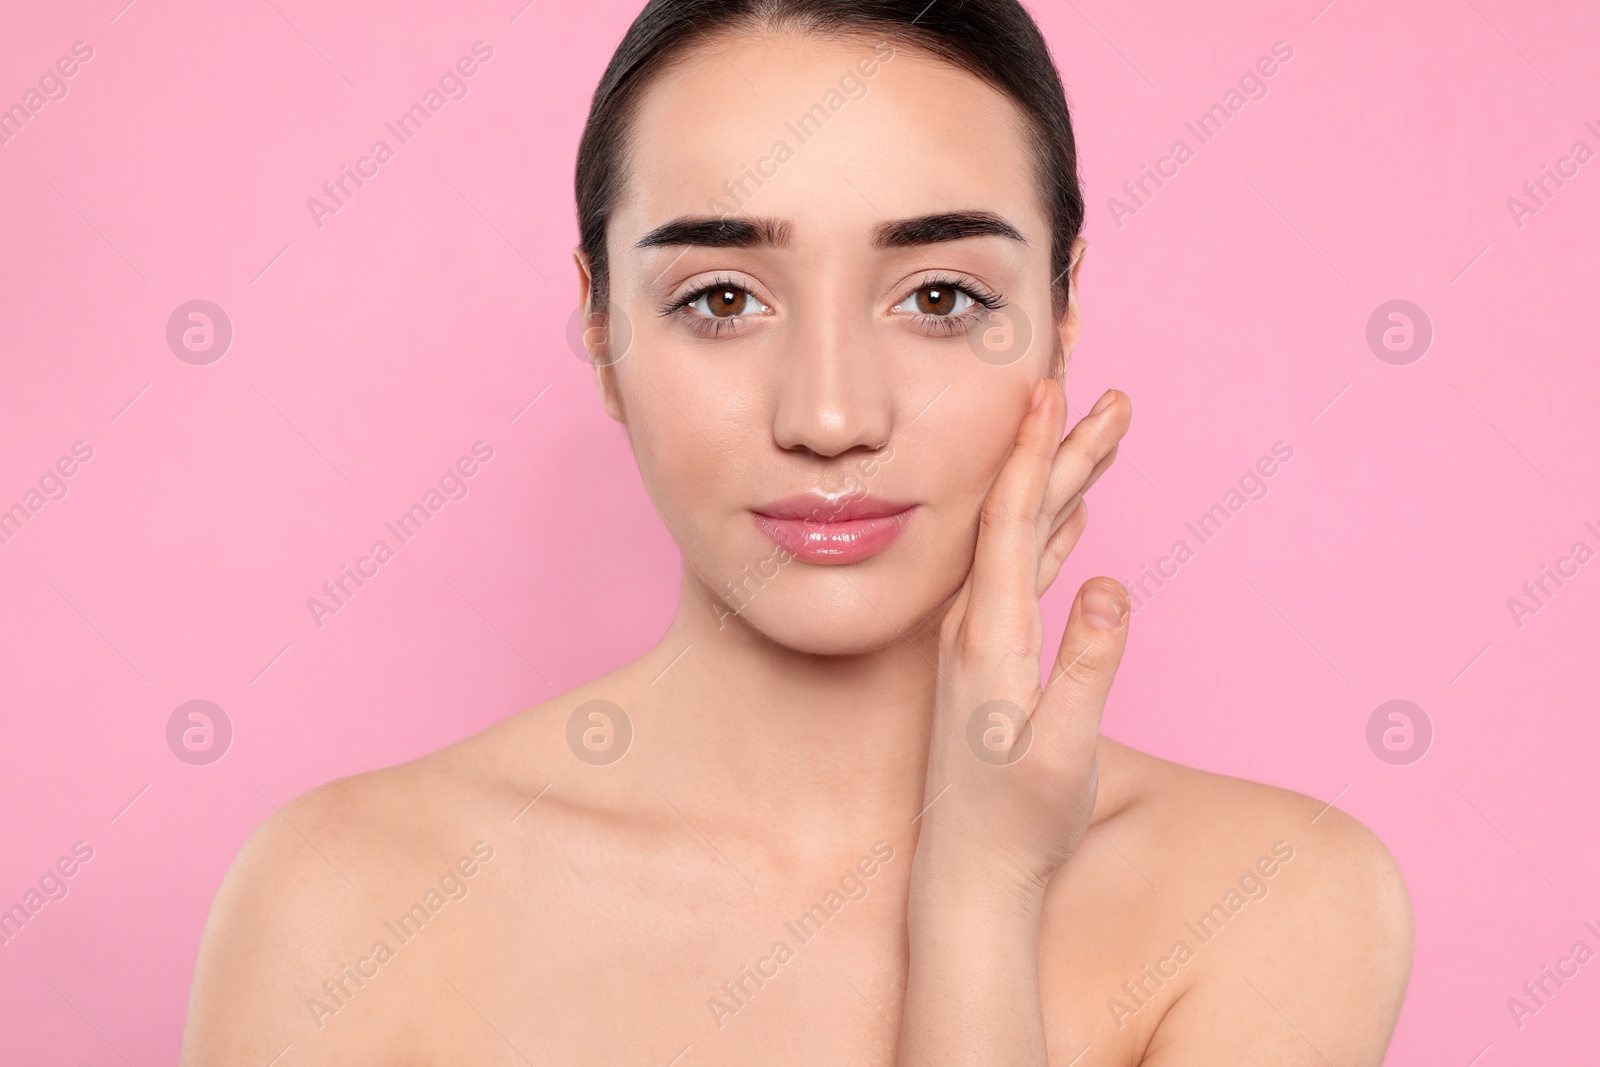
[896,378,1132,1066]
[915,377,1132,898]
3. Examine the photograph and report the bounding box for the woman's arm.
[896,379,1131,1064]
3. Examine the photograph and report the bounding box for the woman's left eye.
[894,284,977,317]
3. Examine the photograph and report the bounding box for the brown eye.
[915,285,958,316]
[707,287,748,317]
[683,284,764,321]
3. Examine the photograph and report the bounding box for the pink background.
[1,0,1596,1061]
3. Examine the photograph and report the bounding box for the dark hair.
[575,0,1084,323]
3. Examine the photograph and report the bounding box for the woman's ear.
[573,247,626,424]
[1055,236,1089,381]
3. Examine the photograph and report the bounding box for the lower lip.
[752,508,915,564]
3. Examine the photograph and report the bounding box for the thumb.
[1033,578,1130,757]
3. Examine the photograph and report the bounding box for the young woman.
[183,1,1412,1063]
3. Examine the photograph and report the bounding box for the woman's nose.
[770,313,892,458]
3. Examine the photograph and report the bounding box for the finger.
[965,380,1068,647]
[1036,438,1110,553]
[1036,390,1130,549]
[1072,441,1118,506]
[1037,391,1127,536]
[1035,496,1089,598]
[1032,578,1129,760]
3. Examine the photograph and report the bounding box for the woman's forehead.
[616,32,1046,250]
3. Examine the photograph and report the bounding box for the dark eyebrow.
[872,210,1026,249]
[634,216,794,250]
[634,210,1025,252]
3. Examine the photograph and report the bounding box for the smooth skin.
[182,30,1411,1066]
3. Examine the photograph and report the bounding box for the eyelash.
[902,274,1006,338]
[658,274,763,337]
[657,273,1008,338]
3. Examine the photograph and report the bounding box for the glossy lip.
[751,494,917,564]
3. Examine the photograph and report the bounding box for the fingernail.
[1029,380,1047,413]
[1090,390,1114,416]
[1082,582,1125,629]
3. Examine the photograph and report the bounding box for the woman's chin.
[751,616,921,657]
[718,584,950,658]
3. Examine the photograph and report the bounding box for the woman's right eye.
[685,285,768,319]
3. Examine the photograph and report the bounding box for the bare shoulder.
[1080,740,1413,1065]
[180,696,575,1066]
[181,764,447,1063]
[1101,739,1412,906]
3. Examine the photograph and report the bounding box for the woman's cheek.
[933,397,1022,513]
[629,396,747,549]
[643,422,716,513]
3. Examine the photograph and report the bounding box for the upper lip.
[753,493,915,523]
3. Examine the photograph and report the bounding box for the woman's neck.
[614,566,946,851]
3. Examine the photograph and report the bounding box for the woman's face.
[583,31,1084,656]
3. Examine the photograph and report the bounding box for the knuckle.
[956,614,1030,665]
[979,494,1028,531]
[938,612,963,654]
[956,615,999,660]
[1053,640,1104,687]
